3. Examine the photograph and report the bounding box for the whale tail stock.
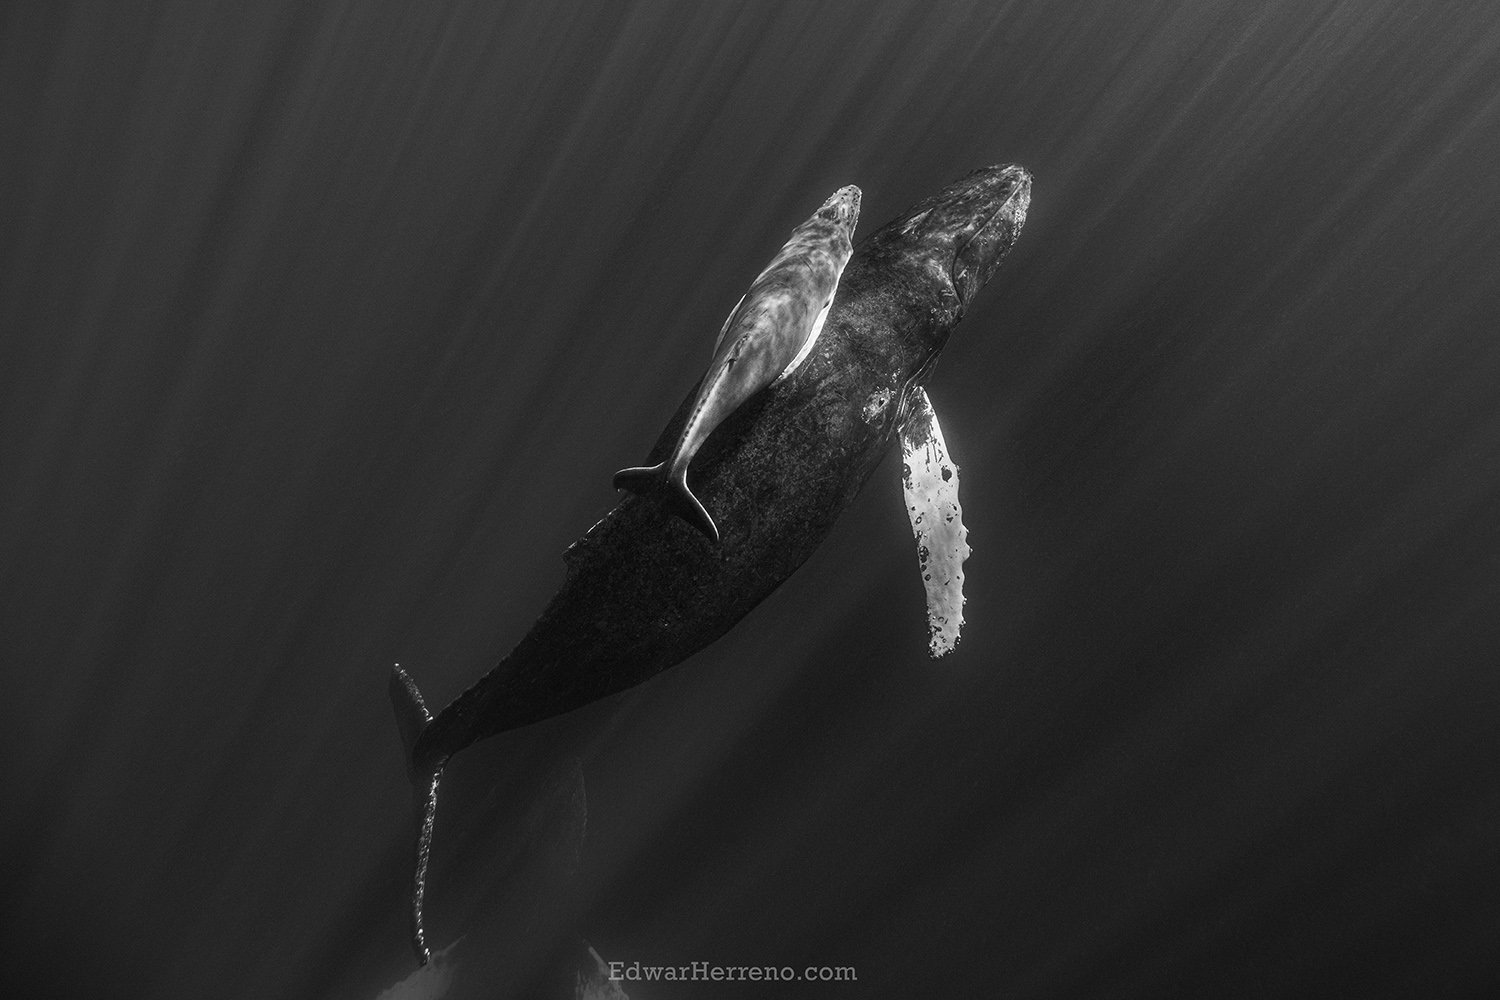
[389,664,448,965]
[612,462,720,542]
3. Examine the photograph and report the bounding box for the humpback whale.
[391,165,1031,963]
[613,184,861,541]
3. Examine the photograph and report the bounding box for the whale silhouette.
[392,165,1032,964]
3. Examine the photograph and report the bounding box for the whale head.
[895,164,1030,309]
[944,165,1030,307]
[841,165,1029,377]
[813,184,863,236]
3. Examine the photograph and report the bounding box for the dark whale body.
[392,165,1031,962]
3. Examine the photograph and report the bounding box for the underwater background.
[4,1,1499,996]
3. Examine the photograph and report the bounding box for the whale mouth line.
[949,172,1030,297]
[962,176,1028,254]
[952,201,1006,272]
[949,202,1005,294]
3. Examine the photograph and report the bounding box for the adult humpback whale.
[390,165,1031,963]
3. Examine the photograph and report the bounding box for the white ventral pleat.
[899,388,970,657]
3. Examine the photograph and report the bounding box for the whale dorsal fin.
[899,388,970,657]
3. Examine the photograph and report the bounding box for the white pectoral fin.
[712,293,747,355]
[900,388,971,657]
[775,294,832,382]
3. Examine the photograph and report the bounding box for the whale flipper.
[612,462,719,542]
[899,389,970,657]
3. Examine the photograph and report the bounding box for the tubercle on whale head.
[849,164,1030,372]
[898,164,1030,307]
[950,165,1029,304]
[813,183,862,233]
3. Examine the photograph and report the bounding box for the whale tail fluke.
[612,463,720,542]
[389,664,448,966]
[391,664,430,767]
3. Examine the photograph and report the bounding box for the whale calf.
[613,184,861,541]
[392,165,1031,963]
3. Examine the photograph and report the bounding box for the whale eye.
[862,386,893,424]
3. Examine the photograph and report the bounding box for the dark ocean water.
[4,1,1499,997]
